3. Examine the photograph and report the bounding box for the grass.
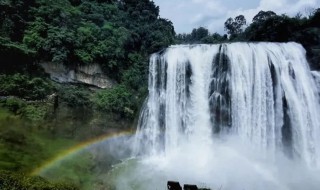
[0,107,76,171]
[0,106,113,190]
[0,95,133,190]
[0,170,79,190]
[40,151,95,190]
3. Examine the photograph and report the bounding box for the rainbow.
[31,129,135,176]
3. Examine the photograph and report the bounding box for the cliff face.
[40,62,115,88]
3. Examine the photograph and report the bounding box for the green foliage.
[252,10,277,23]
[122,53,147,90]
[0,0,36,42]
[191,27,209,40]
[0,73,53,121]
[40,151,95,190]
[0,107,79,172]
[0,170,79,190]
[57,85,92,108]
[20,0,174,78]
[244,14,297,42]
[0,74,54,100]
[0,3,38,71]
[21,104,48,121]
[1,0,176,117]
[93,85,135,118]
[224,15,246,39]
[0,97,26,114]
[176,28,227,44]
[242,10,320,68]
[0,97,49,121]
[22,17,47,51]
[57,83,141,119]
[0,101,125,189]
[176,9,320,69]
[0,37,36,71]
[309,8,320,27]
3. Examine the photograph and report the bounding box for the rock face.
[40,62,114,88]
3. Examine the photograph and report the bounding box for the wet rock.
[40,62,115,88]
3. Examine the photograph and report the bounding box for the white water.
[115,43,320,190]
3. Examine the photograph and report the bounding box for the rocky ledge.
[40,62,115,88]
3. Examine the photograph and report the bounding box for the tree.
[244,13,300,42]
[0,0,36,41]
[191,27,209,41]
[252,10,277,23]
[0,0,176,118]
[224,18,234,35]
[174,27,227,44]
[309,8,320,27]
[224,15,246,36]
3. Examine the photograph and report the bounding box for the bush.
[0,74,54,100]
[57,85,92,108]
[122,53,148,91]
[0,97,49,121]
[0,170,79,190]
[28,77,54,100]
[1,97,26,114]
[93,85,135,118]
[21,105,48,121]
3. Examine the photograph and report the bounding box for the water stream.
[110,43,320,190]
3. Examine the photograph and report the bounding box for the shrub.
[1,97,26,114]
[93,85,135,118]
[0,97,49,121]
[57,85,92,108]
[0,74,54,100]
[21,104,48,121]
[0,170,79,190]
[27,77,54,100]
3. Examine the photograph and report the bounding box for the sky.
[153,0,320,34]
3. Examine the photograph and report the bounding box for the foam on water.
[120,43,320,190]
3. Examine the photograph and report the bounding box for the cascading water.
[134,42,320,165]
[110,43,320,190]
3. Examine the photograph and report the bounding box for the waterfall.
[134,42,320,167]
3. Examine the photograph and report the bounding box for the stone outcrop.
[40,62,114,88]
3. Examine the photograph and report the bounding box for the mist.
[108,43,320,190]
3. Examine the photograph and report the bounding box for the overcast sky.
[153,0,320,34]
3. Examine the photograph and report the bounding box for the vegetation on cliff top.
[0,0,175,120]
[176,9,320,69]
